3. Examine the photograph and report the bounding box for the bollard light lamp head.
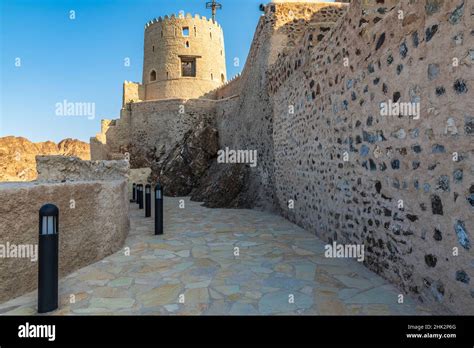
[145,184,151,193]
[39,204,59,235]
[155,183,163,199]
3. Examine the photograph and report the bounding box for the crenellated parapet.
[145,13,222,30]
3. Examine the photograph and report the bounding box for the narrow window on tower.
[152,45,155,52]
[185,41,190,48]
[211,73,214,80]
[221,73,225,83]
[182,27,189,37]
[181,57,196,77]
[194,26,197,36]
[150,70,157,82]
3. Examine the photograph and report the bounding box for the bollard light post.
[155,183,163,235]
[38,204,59,313]
[138,184,144,209]
[145,184,151,217]
[131,183,136,203]
[136,183,140,206]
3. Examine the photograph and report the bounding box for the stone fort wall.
[91,98,216,167]
[128,98,216,167]
[267,0,472,313]
[215,1,349,210]
[215,0,473,313]
[216,74,241,99]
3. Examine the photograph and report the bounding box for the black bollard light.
[38,204,59,313]
[136,183,140,205]
[145,184,151,217]
[138,184,144,209]
[154,183,163,235]
[131,183,136,203]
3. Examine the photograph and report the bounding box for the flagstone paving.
[0,198,434,315]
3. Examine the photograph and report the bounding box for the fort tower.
[142,13,227,100]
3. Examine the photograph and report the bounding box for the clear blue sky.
[0,0,266,143]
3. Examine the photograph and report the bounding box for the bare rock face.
[144,120,257,208]
[151,121,219,196]
[190,162,254,208]
[0,136,90,181]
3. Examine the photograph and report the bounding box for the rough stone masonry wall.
[36,156,129,182]
[0,157,129,303]
[269,0,473,314]
[216,74,242,99]
[128,98,216,168]
[91,98,216,166]
[214,2,347,211]
[91,115,131,161]
[215,14,275,210]
[269,1,348,64]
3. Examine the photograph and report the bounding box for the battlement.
[145,13,222,31]
[221,73,241,87]
[212,73,242,99]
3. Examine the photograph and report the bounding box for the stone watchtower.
[142,13,227,100]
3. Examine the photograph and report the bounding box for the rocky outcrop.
[151,121,219,196]
[56,138,90,159]
[190,162,254,208]
[0,136,90,181]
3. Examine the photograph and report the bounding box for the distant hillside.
[0,136,90,181]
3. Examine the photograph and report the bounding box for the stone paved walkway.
[0,198,434,315]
